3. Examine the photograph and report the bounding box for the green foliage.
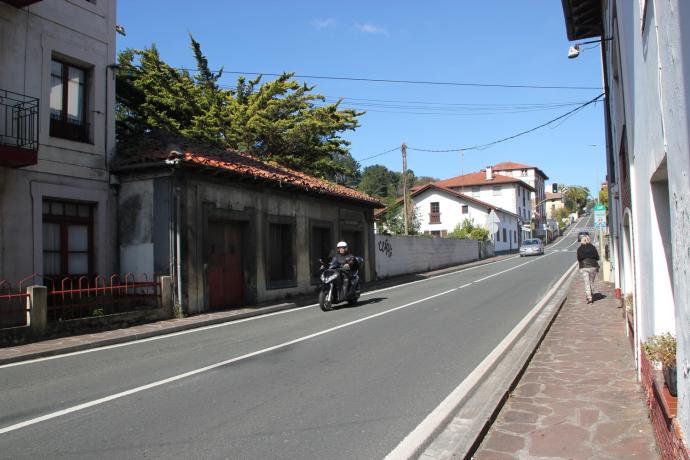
[643,333,676,368]
[116,37,363,182]
[552,207,570,231]
[448,219,490,241]
[599,185,609,209]
[379,202,421,235]
[559,185,590,213]
[359,165,399,198]
[414,176,439,187]
[358,164,415,200]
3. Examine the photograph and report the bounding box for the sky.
[116,1,607,196]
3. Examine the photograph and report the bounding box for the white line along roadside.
[0,255,520,370]
[385,261,578,460]
[0,252,555,434]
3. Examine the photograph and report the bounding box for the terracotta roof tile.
[492,161,549,179]
[433,172,536,192]
[113,138,381,207]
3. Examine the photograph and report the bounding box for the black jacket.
[577,243,600,269]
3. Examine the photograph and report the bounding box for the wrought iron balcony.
[0,89,39,167]
[49,113,90,144]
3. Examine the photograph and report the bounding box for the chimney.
[485,166,493,181]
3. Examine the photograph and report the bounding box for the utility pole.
[401,142,409,235]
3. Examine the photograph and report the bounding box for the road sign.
[593,204,607,229]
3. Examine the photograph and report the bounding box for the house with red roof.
[432,166,535,243]
[491,161,549,236]
[404,184,520,252]
[112,134,382,313]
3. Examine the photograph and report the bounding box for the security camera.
[567,45,581,59]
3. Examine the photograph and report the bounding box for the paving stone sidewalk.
[473,273,659,459]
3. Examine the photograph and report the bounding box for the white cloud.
[355,23,388,35]
[312,18,337,29]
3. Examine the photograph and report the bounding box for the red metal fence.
[0,273,162,327]
[0,280,29,328]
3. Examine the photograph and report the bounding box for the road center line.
[0,287,459,435]
[472,252,554,284]
[2,255,522,369]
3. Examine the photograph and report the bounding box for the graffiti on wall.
[377,239,393,258]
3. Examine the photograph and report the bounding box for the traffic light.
[552,183,558,193]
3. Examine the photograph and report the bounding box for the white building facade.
[492,162,549,236]
[412,184,520,253]
[0,0,118,285]
[563,0,690,453]
[434,168,534,243]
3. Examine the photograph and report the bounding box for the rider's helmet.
[336,241,348,249]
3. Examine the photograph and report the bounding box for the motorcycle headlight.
[324,273,339,283]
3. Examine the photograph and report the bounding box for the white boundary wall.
[375,235,479,279]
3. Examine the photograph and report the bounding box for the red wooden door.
[208,222,244,309]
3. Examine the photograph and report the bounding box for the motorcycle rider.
[328,241,359,297]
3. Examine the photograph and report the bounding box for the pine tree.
[116,37,363,183]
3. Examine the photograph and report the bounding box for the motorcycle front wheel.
[319,285,334,311]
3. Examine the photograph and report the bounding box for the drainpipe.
[165,155,183,312]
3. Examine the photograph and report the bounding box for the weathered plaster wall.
[656,0,690,437]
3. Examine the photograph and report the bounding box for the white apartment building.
[0,0,117,285]
[434,167,534,242]
[492,162,549,236]
[411,184,519,253]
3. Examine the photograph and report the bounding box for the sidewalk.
[473,274,659,459]
[0,253,516,365]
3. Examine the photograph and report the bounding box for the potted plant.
[643,332,677,397]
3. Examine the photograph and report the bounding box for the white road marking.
[1,255,520,369]
[361,255,519,296]
[385,262,578,459]
[472,253,553,284]
[0,250,556,434]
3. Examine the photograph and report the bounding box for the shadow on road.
[339,297,387,309]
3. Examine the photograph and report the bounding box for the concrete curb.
[388,263,578,460]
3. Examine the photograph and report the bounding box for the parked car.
[519,238,544,257]
[577,230,590,242]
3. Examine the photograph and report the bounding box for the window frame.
[461,204,469,215]
[49,58,91,143]
[42,199,95,278]
[429,202,441,224]
[309,220,334,285]
[265,216,297,289]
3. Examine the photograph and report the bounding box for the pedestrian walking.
[577,234,600,304]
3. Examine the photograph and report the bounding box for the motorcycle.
[318,256,363,311]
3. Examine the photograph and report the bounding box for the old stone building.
[113,136,381,313]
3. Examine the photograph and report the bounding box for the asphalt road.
[0,217,592,459]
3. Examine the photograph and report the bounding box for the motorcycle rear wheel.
[347,293,359,306]
[319,285,334,311]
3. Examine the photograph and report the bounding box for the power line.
[407,93,605,153]
[357,146,400,162]
[175,68,602,90]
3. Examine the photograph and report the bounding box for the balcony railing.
[50,113,90,144]
[0,89,39,167]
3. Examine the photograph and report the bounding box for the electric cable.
[407,93,604,153]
